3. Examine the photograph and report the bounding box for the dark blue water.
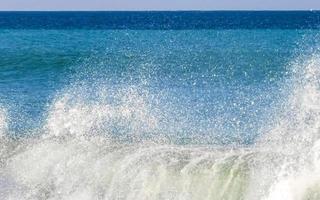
[0,11,320,29]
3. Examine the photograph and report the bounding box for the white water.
[0,53,319,200]
[260,54,320,200]
[0,107,7,138]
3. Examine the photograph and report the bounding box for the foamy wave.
[3,137,276,200]
[1,51,320,200]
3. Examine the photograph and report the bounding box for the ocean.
[0,11,320,199]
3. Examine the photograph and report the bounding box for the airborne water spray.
[260,52,320,200]
[1,31,320,200]
[0,108,7,138]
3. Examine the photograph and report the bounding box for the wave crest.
[1,49,320,200]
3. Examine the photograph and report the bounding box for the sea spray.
[0,53,319,199]
[259,53,320,200]
[0,107,7,138]
[0,107,10,162]
[0,30,320,199]
[0,55,317,200]
[0,86,259,199]
[44,86,160,142]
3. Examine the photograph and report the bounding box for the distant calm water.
[0,12,320,200]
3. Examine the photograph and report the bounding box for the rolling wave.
[0,51,319,200]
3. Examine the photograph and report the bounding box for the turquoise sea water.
[0,12,320,199]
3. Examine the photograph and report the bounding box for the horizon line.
[0,9,319,12]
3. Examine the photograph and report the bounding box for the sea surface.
[0,11,320,200]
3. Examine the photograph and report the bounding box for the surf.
[0,37,320,200]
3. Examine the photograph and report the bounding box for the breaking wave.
[0,51,320,200]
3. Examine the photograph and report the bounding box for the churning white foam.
[4,140,256,200]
